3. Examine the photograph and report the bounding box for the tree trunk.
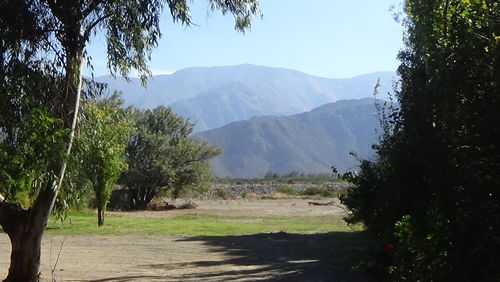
[4,215,43,282]
[97,206,104,226]
[1,48,84,281]
[131,189,155,210]
[5,236,41,282]
[0,202,42,282]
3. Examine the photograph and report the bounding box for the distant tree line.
[262,170,341,183]
[341,1,500,281]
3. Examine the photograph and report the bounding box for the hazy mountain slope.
[195,98,381,178]
[169,79,336,131]
[97,65,395,131]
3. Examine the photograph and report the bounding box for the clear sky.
[86,0,404,79]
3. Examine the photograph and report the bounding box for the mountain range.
[97,64,395,132]
[98,65,394,178]
[195,98,381,178]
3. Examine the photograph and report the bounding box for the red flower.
[384,243,395,251]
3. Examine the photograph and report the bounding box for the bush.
[241,190,259,199]
[276,185,300,196]
[302,187,335,198]
[215,188,229,199]
[341,1,500,279]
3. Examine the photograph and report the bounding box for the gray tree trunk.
[1,49,83,282]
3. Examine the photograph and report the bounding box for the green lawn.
[46,212,359,236]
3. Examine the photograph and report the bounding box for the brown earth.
[108,198,348,218]
[0,199,374,281]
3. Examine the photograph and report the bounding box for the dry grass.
[261,192,292,200]
[241,191,259,199]
[176,200,198,209]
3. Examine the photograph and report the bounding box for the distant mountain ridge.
[195,98,382,178]
[96,64,396,131]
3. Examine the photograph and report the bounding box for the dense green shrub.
[121,106,220,209]
[342,1,500,281]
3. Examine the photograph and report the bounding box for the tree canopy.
[342,1,500,280]
[122,106,221,210]
[0,1,260,280]
[73,94,133,225]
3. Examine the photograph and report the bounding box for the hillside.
[195,98,382,178]
[97,64,395,131]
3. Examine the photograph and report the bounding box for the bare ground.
[108,198,348,218]
[0,199,373,281]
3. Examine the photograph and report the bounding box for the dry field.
[109,198,348,218]
[0,199,373,281]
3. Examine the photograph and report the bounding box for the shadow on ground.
[172,231,374,281]
[88,231,377,282]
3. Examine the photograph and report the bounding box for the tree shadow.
[86,231,379,281]
[157,231,376,281]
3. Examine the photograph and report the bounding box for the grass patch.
[302,187,336,198]
[276,185,300,196]
[46,211,356,236]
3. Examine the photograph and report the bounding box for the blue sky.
[86,0,404,79]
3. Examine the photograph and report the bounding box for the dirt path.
[0,199,372,281]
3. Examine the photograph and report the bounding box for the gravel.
[203,182,350,199]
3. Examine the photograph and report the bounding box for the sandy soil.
[0,199,372,281]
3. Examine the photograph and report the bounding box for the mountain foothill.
[97,64,395,178]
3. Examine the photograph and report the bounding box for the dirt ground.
[0,199,373,281]
[108,198,348,218]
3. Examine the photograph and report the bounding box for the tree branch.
[82,0,106,18]
[82,13,111,44]
[45,0,64,24]
[0,201,28,235]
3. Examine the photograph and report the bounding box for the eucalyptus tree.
[123,106,220,210]
[0,1,260,280]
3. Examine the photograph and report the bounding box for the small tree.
[74,94,133,226]
[122,106,220,209]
